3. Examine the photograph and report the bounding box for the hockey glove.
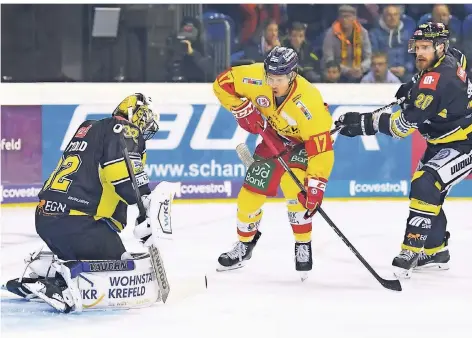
[395,74,419,110]
[231,100,264,134]
[134,217,153,247]
[133,195,153,247]
[335,112,376,138]
[297,177,327,211]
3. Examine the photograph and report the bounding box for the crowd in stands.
[204,3,472,83]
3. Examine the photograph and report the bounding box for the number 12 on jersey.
[42,155,82,193]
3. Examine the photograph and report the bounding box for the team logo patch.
[419,72,440,90]
[295,100,312,120]
[457,66,467,83]
[123,125,140,144]
[131,158,144,174]
[242,77,262,86]
[432,149,451,161]
[256,95,270,108]
[75,125,92,138]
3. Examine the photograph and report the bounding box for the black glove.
[395,74,419,109]
[395,82,412,101]
[335,112,376,138]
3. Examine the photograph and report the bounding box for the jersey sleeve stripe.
[103,157,125,167]
[111,177,131,186]
[102,160,130,184]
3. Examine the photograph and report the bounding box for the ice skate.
[295,242,312,281]
[392,249,419,279]
[415,249,450,271]
[217,231,261,271]
[4,277,40,300]
[415,232,450,271]
[23,278,74,313]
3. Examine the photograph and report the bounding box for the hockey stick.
[328,98,405,135]
[119,135,171,303]
[247,99,405,167]
[237,136,402,292]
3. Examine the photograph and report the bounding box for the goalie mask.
[112,93,159,140]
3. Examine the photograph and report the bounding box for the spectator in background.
[282,22,321,82]
[323,61,342,83]
[356,4,381,30]
[361,52,401,83]
[166,17,214,82]
[243,20,281,62]
[369,5,414,82]
[239,4,281,45]
[322,5,372,83]
[432,4,460,48]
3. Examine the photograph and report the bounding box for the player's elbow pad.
[304,131,334,157]
[378,112,416,139]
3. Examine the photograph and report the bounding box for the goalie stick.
[236,137,402,292]
[119,135,171,303]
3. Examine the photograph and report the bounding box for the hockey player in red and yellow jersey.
[213,46,335,277]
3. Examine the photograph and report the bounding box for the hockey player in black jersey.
[335,22,472,278]
[37,93,159,259]
[3,93,175,312]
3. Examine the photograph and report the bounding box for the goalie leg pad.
[75,253,161,310]
[6,252,160,312]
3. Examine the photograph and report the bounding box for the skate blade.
[23,282,69,313]
[393,266,414,279]
[216,261,246,272]
[299,272,309,282]
[414,262,450,271]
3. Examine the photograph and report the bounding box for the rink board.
[1,84,471,204]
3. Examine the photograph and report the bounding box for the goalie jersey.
[38,117,151,231]
[213,62,334,181]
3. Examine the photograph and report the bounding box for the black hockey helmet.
[408,22,450,54]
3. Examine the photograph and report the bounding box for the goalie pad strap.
[69,260,136,278]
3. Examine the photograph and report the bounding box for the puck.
[205,275,208,289]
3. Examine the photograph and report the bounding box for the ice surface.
[1,200,471,338]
